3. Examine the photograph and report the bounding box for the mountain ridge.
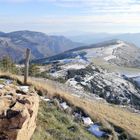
[33,39,140,68]
[0,30,83,62]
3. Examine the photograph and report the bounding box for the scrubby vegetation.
[0,56,41,77]
[31,100,98,140]
[0,56,20,74]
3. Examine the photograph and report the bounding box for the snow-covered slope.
[34,40,140,68]
[41,61,140,111]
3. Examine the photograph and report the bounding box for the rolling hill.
[34,39,140,68]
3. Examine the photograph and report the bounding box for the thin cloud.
[47,0,140,14]
[1,0,140,14]
[0,0,140,33]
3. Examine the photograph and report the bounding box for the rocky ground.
[43,62,140,112]
[0,78,39,140]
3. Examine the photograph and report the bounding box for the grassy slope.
[0,72,140,139]
[92,58,140,74]
[31,101,98,140]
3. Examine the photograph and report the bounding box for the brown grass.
[1,71,140,139]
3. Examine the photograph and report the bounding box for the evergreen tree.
[29,64,40,76]
[0,56,19,74]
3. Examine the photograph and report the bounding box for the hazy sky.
[0,0,140,34]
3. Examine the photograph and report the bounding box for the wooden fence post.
[24,48,31,84]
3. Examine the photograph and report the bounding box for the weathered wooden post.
[24,48,31,84]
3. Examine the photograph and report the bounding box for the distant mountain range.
[1,30,140,63]
[34,40,140,68]
[0,30,83,62]
[68,32,140,47]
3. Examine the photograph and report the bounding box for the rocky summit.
[0,78,39,140]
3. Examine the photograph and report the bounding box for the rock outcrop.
[0,78,39,140]
[41,60,140,111]
[65,65,140,110]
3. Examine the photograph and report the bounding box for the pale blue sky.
[0,0,140,34]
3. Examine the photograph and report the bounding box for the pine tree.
[0,56,19,74]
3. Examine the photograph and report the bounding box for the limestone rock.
[0,79,39,140]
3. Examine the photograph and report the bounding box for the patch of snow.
[5,79,13,85]
[83,48,101,58]
[84,75,95,82]
[5,95,12,98]
[81,82,87,86]
[66,79,77,86]
[88,124,106,137]
[74,112,82,118]
[60,102,69,110]
[78,58,88,64]
[66,79,83,90]
[0,84,4,89]
[113,77,126,84]
[74,42,123,62]
[104,55,116,61]
[61,63,86,70]
[82,117,93,126]
[41,97,51,102]
[19,86,29,93]
[59,58,88,64]
[17,93,22,96]
[106,92,110,97]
